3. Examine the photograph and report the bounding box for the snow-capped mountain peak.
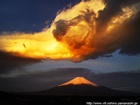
[59,77,97,86]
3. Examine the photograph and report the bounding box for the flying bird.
[23,43,26,48]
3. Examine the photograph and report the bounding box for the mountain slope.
[38,77,140,96]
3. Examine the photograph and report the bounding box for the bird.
[22,43,26,48]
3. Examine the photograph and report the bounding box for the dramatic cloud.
[0,0,140,72]
[52,0,140,61]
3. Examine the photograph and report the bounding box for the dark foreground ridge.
[0,77,140,105]
[0,90,140,105]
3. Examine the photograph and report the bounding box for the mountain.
[59,77,97,86]
[0,77,140,105]
[38,77,140,96]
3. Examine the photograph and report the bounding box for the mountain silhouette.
[37,77,140,96]
[0,77,140,105]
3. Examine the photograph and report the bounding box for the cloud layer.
[52,0,140,61]
[0,51,40,74]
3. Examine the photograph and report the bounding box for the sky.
[0,0,140,92]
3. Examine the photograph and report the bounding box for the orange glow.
[0,31,73,60]
[0,0,105,61]
[0,0,139,62]
[59,77,97,86]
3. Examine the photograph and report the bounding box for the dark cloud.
[0,51,40,74]
[99,0,140,56]
[99,0,139,21]
[95,0,140,58]
[0,68,92,92]
[53,20,69,41]
[119,12,140,55]
[89,71,140,93]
